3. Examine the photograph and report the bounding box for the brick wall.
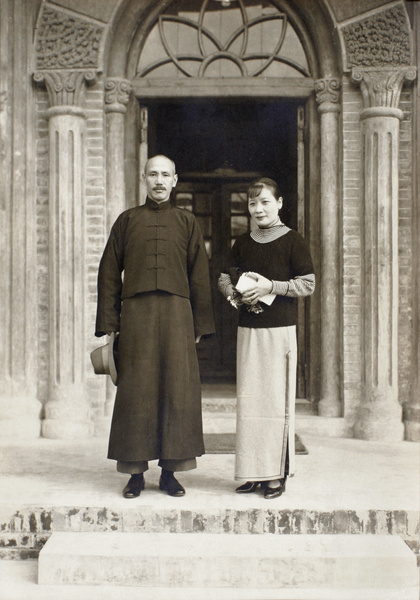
[84,82,108,419]
[35,89,50,408]
[341,75,363,429]
[398,89,414,408]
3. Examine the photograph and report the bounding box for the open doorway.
[148,100,300,227]
[143,99,308,395]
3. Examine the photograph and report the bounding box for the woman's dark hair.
[248,177,282,201]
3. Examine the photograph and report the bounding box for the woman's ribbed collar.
[250,222,291,243]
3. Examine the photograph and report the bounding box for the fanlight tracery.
[137,0,310,79]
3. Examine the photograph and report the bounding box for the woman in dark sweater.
[218,178,315,498]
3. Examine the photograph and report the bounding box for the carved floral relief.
[342,5,411,68]
[35,5,104,70]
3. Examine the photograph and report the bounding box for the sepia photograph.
[0,0,419,598]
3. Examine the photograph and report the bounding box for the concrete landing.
[1,435,418,512]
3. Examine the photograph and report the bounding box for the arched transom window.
[137,0,310,79]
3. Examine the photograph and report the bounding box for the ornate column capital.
[315,78,341,114]
[351,67,416,118]
[104,78,132,114]
[33,69,99,116]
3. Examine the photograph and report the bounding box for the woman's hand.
[240,272,273,305]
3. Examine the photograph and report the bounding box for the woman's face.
[248,186,283,228]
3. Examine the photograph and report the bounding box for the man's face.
[144,156,178,202]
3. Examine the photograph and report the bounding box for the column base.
[354,418,404,442]
[403,404,420,442]
[354,392,404,441]
[404,422,420,442]
[318,397,342,417]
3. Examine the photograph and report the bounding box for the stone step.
[1,561,417,600]
[201,383,351,440]
[203,413,350,438]
[204,432,308,454]
[202,383,315,415]
[38,532,418,597]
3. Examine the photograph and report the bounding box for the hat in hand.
[90,332,118,386]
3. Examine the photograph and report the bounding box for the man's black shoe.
[122,473,145,498]
[159,470,185,496]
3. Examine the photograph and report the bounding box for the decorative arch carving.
[35,3,105,70]
[342,5,412,69]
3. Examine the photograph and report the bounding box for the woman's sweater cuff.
[271,280,289,296]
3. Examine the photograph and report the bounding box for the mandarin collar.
[146,196,171,211]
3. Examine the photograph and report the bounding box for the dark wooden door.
[153,101,309,395]
[173,175,258,382]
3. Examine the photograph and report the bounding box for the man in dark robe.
[95,155,215,497]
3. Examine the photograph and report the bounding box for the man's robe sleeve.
[187,216,215,338]
[95,216,125,337]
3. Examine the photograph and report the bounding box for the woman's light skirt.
[235,325,297,482]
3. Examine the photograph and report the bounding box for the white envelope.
[235,273,276,306]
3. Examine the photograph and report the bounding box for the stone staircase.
[0,385,418,599]
[36,531,418,599]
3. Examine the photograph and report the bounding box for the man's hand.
[195,335,202,344]
[240,272,273,305]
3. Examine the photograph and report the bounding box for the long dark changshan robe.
[95,197,215,462]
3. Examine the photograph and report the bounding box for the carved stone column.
[101,78,132,423]
[0,0,42,439]
[105,78,132,228]
[315,79,342,417]
[352,67,416,441]
[34,69,97,438]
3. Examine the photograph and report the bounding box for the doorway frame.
[142,96,316,398]
[127,83,321,408]
[104,0,343,418]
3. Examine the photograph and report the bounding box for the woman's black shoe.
[264,478,286,499]
[122,473,145,498]
[236,481,264,494]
